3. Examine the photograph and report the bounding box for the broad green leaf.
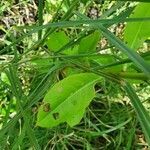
[36,73,101,128]
[91,54,116,66]
[124,82,150,146]
[78,31,101,54]
[124,3,150,50]
[63,45,79,55]
[46,31,70,52]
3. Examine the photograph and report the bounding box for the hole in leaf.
[43,103,51,112]
[52,113,59,120]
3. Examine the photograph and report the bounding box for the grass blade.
[74,12,150,77]
[5,65,40,149]
[1,17,150,55]
[124,82,150,146]
[99,25,150,77]
[38,0,44,40]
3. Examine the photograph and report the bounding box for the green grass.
[0,0,150,149]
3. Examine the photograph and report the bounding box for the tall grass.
[0,0,150,149]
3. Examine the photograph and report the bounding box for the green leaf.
[46,31,70,52]
[91,54,116,66]
[31,58,53,73]
[36,73,101,128]
[78,31,101,54]
[124,3,150,50]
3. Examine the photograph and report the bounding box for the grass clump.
[0,0,150,149]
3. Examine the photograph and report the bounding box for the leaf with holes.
[124,3,150,50]
[36,73,101,128]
